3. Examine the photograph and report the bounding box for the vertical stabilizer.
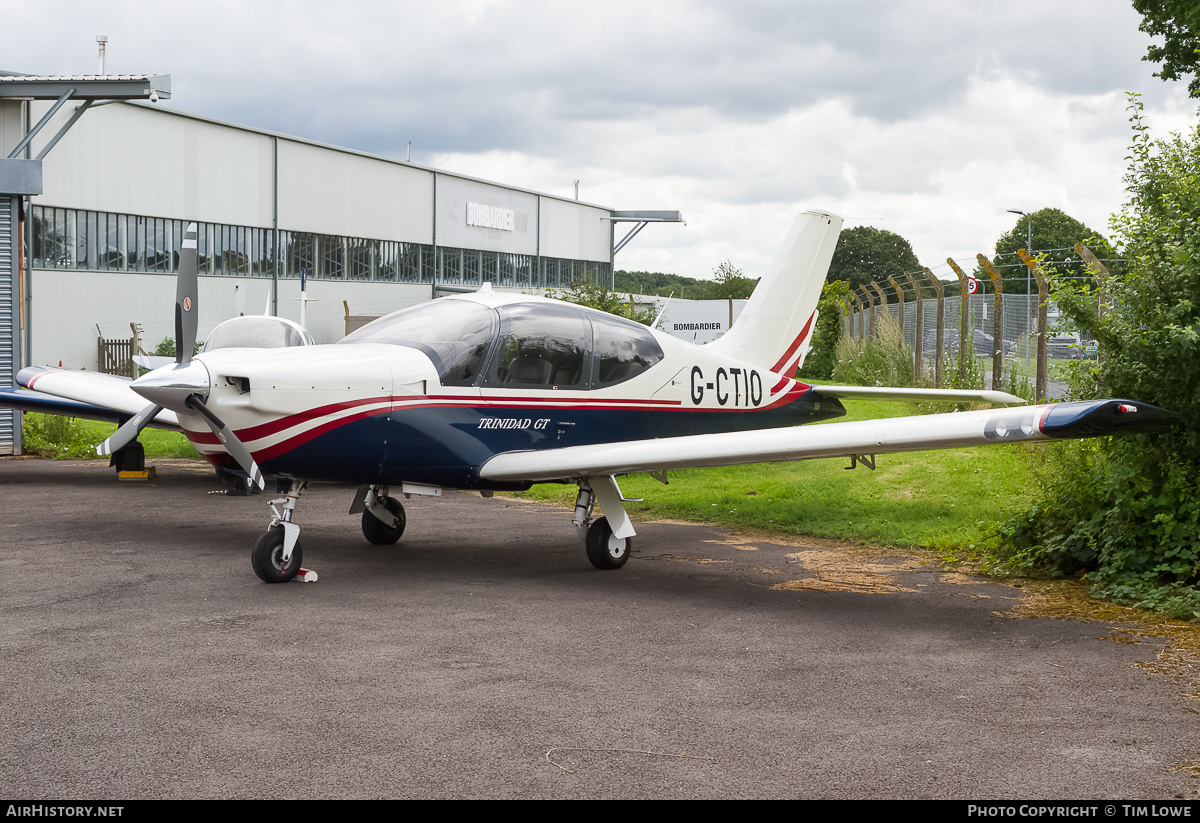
[707,210,842,373]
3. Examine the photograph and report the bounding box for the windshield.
[340,299,497,386]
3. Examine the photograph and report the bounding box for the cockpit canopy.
[203,316,316,352]
[340,298,664,389]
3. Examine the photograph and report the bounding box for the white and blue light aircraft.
[0,212,1175,582]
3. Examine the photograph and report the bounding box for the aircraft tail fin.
[706,210,842,374]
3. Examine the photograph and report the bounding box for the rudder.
[706,210,842,374]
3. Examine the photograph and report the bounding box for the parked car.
[923,328,1015,357]
[1047,331,1097,359]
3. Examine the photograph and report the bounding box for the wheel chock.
[292,567,318,583]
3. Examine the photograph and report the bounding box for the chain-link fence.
[842,291,1097,395]
[847,293,1095,354]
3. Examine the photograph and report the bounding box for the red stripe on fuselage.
[186,383,817,463]
[187,393,688,446]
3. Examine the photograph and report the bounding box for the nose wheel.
[251,526,304,583]
[252,480,308,583]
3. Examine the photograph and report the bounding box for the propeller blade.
[175,223,199,364]
[97,402,163,456]
[184,394,265,490]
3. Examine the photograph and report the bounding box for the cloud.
[4,0,1196,280]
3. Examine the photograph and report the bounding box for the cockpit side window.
[483,304,590,390]
[589,312,665,387]
[340,299,497,387]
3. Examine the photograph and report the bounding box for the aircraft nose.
[130,360,211,414]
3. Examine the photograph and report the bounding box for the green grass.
[22,412,200,460]
[517,396,1036,553]
[25,396,1037,554]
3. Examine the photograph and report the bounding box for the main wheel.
[251,526,303,583]
[362,496,406,545]
[585,516,630,570]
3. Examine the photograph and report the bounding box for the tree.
[991,208,1115,294]
[702,260,758,300]
[995,97,1200,618]
[1133,0,1200,97]
[825,227,920,292]
[798,280,851,380]
[613,269,707,297]
[550,280,655,325]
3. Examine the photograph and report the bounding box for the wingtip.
[979,390,1027,405]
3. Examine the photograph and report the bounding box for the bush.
[990,96,1200,619]
[831,312,914,387]
[22,413,104,459]
[798,280,850,380]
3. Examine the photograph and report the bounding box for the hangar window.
[251,231,275,276]
[29,207,611,288]
[215,224,249,275]
[348,237,373,280]
[399,243,423,282]
[439,248,461,284]
[320,234,344,279]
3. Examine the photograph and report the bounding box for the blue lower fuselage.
[246,387,845,488]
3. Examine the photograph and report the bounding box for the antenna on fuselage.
[651,292,673,330]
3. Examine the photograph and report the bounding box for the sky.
[4,0,1197,282]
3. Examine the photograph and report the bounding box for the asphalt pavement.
[0,458,1195,799]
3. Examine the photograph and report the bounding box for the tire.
[585,516,630,570]
[362,496,406,545]
[251,526,303,583]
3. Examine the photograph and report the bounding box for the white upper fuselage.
[173,291,832,487]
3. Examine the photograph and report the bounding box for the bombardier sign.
[655,297,748,344]
[437,177,537,254]
[466,202,515,232]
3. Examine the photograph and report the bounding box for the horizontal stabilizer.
[811,386,1025,405]
[133,355,176,370]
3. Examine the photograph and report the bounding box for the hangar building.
[0,71,679,454]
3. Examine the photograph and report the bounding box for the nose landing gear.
[251,479,309,583]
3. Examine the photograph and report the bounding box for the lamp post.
[1007,209,1033,369]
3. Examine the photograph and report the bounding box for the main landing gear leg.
[349,484,407,545]
[251,479,309,583]
[573,476,638,570]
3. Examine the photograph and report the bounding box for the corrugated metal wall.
[0,195,17,454]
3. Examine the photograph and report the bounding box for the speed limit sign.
[967,275,980,295]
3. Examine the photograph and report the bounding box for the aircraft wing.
[478,399,1176,484]
[0,367,182,431]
